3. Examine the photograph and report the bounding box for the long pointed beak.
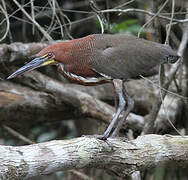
[7,55,56,79]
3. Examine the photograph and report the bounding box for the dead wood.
[0,135,187,179]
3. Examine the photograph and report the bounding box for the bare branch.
[165,0,175,44]
[142,7,188,134]
[9,71,145,131]
[12,0,53,41]
[0,3,10,42]
[138,0,169,38]
[2,125,35,144]
[0,135,188,179]
[90,0,105,34]
[0,42,49,63]
[101,8,188,23]
[30,0,35,34]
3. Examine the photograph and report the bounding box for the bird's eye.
[47,52,54,58]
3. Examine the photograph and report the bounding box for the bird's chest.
[64,50,95,77]
[57,41,112,85]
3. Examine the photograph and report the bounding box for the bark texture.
[0,135,188,179]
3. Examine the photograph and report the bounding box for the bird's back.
[88,34,178,80]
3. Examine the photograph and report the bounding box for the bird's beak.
[7,54,56,79]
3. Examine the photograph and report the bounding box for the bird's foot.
[164,134,174,138]
[94,134,115,151]
[82,134,114,150]
[93,134,108,140]
[81,134,109,140]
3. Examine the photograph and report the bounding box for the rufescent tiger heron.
[8,34,179,140]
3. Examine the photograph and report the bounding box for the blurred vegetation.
[95,18,147,36]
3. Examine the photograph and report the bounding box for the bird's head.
[7,44,63,79]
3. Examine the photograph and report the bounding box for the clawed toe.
[93,134,108,140]
[81,134,108,140]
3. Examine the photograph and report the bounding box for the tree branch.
[0,42,48,64]
[1,74,144,132]
[0,135,188,179]
[12,0,53,41]
[101,8,188,23]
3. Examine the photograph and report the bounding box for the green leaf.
[111,19,138,33]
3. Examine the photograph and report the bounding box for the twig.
[55,0,73,39]
[142,9,188,134]
[139,75,188,100]
[48,0,56,23]
[165,0,175,44]
[142,63,181,134]
[105,0,110,32]
[1,1,32,26]
[2,125,35,144]
[90,0,106,34]
[177,22,188,56]
[159,0,181,135]
[30,0,35,34]
[12,0,53,41]
[138,0,169,38]
[40,1,57,42]
[96,14,105,34]
[101,8,188,23]
[52,15,96,32]
[0,3,10,42]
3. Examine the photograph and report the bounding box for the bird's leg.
[113,82,118,111]
[94,79,126,140]
[110,88,134,138]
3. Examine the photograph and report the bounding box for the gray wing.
[91,40,167,80]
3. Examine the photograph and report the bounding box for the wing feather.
[91,36,167,80]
